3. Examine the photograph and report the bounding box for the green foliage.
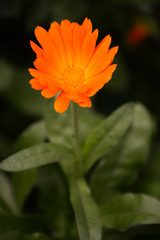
[0,102,159,239]
[0,143,74,171]
[0,232,51,240]
[90,103,154,203]
[14,121,48,151]
[82,103,134,172]
[137,146,160,200]
[0,61,45,118]
[44,103,73,149]
[37,165,77,239]
[70,178,102,240]
[100,193,160,231]
[12,169,37,210]
[0,171,18,215]
[0,213,48,235]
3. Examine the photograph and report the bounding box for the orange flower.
[29,18,118,113]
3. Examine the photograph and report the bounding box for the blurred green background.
[0,0,160,239]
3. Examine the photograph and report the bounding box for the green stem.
[71,101,82,177]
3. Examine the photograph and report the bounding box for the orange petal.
[29,78,44,90]
[84,34,112,76]
[33,58,62,79]
[85,46,118,78]
[82,18,92,34]
[79,29,99,70]
[54,91,70,113]
[81,64,117,96]
[68,92,92,107]
[49,22,68,68]
[95,34,111,53]
[73,25,85,68]
[60,21,73,67]
[28,68,61,90]
[76,96,92,108]
[35,26,50,49]
[41,88,57,98]
[30,41,43,57]
[35,26,65,73]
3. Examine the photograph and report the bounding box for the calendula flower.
[29,18,118,113]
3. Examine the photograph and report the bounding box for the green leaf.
[100,193,160,231]
[90,103,154,203]
[77,107,104,146]
[70,178,102,240]
[137,145,160,199]
[45,103,103,150]
[0,232,51,240]
[0,171,18,215]
[37,164,77,239]
[0,213,48,235]
[44,102,73,149]
[0,143,74,172]
[14,120,48,151]
[83,103,134,172]
[12,169,37,210]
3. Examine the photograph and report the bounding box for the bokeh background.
[0,0,160,239]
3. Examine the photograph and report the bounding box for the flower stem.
[71,101,82,177]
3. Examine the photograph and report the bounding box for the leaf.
[90,103,154,204]
[0,143,75,172]
[37,164,76,239]
[14,120,48,151]
[83,103,134,172]
[137,146,160,199]
[45,102,103,150]
[70,178,102,240]
[78,107,103,146]
[100,193,160,231]
[44,102,73,149]
[12,169,37,210]
[0,171,18,215]
[0,232,51,240]
[0,213,48,235]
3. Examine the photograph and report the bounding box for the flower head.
[29,18,118,113]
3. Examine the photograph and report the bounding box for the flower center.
[62,68,84,88]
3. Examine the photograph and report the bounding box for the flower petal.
[82,18,92,34]
[70,92,92,107]
[29,78,44,90]
[33,58,62,79]
[35,26,65,73]
[49,22,68,68]
[41,88,57,98]
[85,46,118,78]
[28,68,61,90]
[73,25,85,68]
[85,35,111,72]
[77,96,92,107]
[79,29,99,70]
[60,20,73,67]
[54,91,70,113]
[81,64,117,96]
[30,41,43,57]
